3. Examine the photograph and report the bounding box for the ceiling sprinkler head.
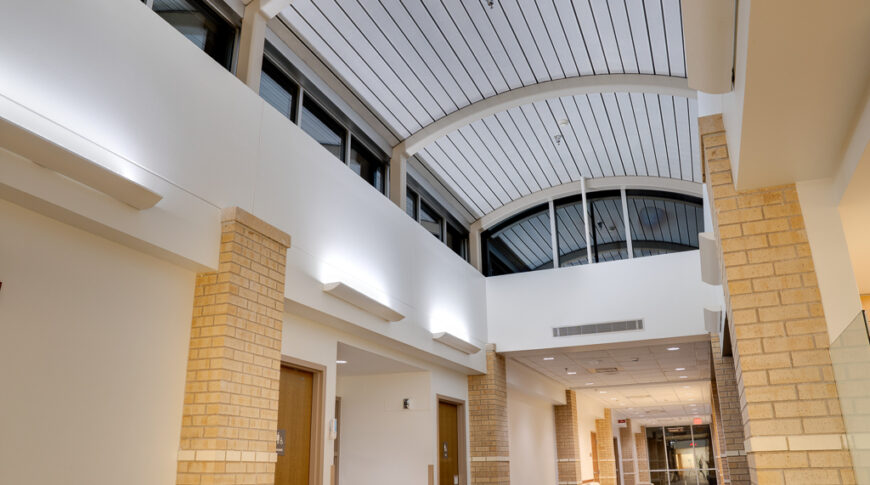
[487,0,495,9]
[553,134,563,145]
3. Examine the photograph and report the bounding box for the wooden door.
[591,432,599,482]
[275,365,314,485]
[438,401,459,485]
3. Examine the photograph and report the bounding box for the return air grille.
[552,319,643,337]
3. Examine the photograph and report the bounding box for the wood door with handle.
[438,401,459,485]
[275,365,314,485]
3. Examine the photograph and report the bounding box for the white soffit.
[280,0,696,218]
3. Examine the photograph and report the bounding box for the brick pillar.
[468,344,510,484]
[701,115,855,485]
[554,389,582,484]
[710,362,731,485]
[619,419,637,485]
[710,334,749,484]
[634,426,651,485]
[595,409,617,485]
[176,207,291,485]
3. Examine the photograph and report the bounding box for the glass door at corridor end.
[647,425,717,485]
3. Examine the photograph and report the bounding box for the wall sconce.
[322,281,404,322]
[431,331,481,355]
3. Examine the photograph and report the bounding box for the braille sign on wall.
[276,429,285,456]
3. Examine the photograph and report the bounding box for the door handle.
[442,442,448,458]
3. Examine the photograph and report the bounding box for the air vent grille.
[552,319,643,337]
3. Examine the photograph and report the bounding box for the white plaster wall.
[0,199,195,485]
[578,396,607,484]
[507,389,558,485]
[487,251,718,352]
[0,0,487,373]
[337,372,433,485]
[281,312,470,485]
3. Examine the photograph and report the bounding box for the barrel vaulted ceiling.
[281,0,698,219]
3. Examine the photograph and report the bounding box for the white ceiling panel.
[281,0,695,218]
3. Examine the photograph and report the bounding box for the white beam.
[236,0,293,92]
[389,146,407,211]
[681,0,735,94]
[397,74,696,158]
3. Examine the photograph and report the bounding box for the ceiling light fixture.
[667,347,680,351]
[323,281,404,321]
[599,391,608,394]
[679,376,688,379]
[567,371,577,375]
[675,367,686,371]
[585,382,594,386]
[543,357,555,361]
[336,360,348,364]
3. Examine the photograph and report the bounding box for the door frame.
[281,355,327,485]
[436,394,468,485]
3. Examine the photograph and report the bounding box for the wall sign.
[276,429,285,456]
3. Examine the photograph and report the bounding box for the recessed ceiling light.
[675,367,686,371]
[682,386,690,389]
[336,360,348,364]
[585,382,594,386]
[611,398,618,401]
[667,347,680,351]
[567,371,577,375]
[679,376,688,379]
[543,357,555,361]
[600,391,608,394]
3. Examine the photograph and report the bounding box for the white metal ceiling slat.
[658,95,682,179]
[474,0,541,85]
[609,0,641,74]
[628,92,660,177]
[410,153,478,221]
[560,96,606,178]
[589,0,626,74]
[459,1,527,89]
[464,122,530,199]
[615,92,650,176]
[326,0,441,124]
[624,0,655,74]
[400,0,485,105]
[643,0,670,76]
[518,0,569,80]
[643,93,670,178]
[296,1,427,133]
[428,0,505,97]
[536,0,581,78]
[552,0,596,76]
[496,0,551,82]
[284,6,412,137]
[519,104,570,185]
[436,134,507,209]
[486,112,550,191]
[477,116,542,194]
[499,226,538,267]
[443,0,516,93]
[689,99,701,182]
[530,101,581,181]
[455,124,522,201]
[421,144,492,215]
[586,94,626,176]
[575,94,616,177]
[662,0,686,78]
[572,0,609,74]
[356,0,458,117]
[674,96,693,182]
[601,93,639,176]
[500,108,560,187]
[544,98,590,179]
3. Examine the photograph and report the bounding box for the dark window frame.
[407,180,469,262]
[149,0,239,71]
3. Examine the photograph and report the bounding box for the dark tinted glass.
[153,0,235,70]
[483,204,552,276]
[554,198,588,267]
[260,58,298,122]
[445,224,467,259]
[301,97,346,161]
[349,139,385,193]
[691,425,715,471]
[647,427,668,471]
[664,426,695,469]
[406,189,418,220]
[627,191,704,258]
[589,192,628,262]
[420,201,442,240]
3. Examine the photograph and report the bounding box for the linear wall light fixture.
[322,281,404,322]
[0,96,162,210]
[431,331,481,355]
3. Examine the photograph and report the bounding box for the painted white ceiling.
[280,0,697,218]
[336,342,424,376]
[578,381,711,426]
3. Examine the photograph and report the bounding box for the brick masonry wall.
[595,409,617,485]
[176,207,291,485]
[468,345,510,485]
[554,390,582,484]
[711,334,749,484]
[635,426,651,485]
[619,419,636,485]
[701,115,855,485]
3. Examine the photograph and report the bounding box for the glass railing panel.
[830,310,870,485]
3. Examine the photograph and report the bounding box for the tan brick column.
[468,344,510,484]
[710,364,730,485]
[701,115,855,485]
[595,409,617,485]
[554,389,582,484]
[176,207,290,485]
[710,334,749,484]
[619,419,637,485]
[634,426,651,485]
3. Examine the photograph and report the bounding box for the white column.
[621,187,633,258]
[237,0,293,92]
[389,145,407,212]
[469,221,483,272]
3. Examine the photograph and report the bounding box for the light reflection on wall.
[428,308,474,344]
[317,250,394,309]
